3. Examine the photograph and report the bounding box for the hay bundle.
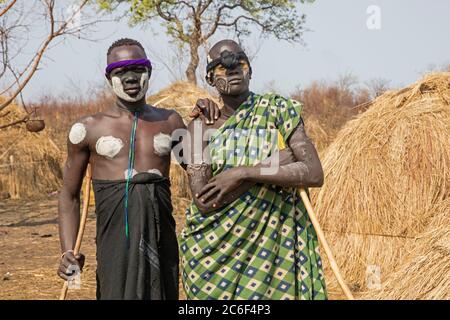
[363,199,450,299]
[311,73,450,293]
[148,82,220,199]
[148,81,220,123]
[304,116,334,153]
[169,162,191,199]
[0,103,62,198]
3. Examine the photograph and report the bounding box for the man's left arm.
[241,122,324,187]
[197,122,323,203]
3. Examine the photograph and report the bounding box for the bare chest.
[87,119,173,161]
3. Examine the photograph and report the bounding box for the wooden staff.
[276,131,354,299]
[9,155,18,199]
[298,188,355,300]
[59,164,92,300]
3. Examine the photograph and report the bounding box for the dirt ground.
[0,195,191,300]
[0,195,345,300]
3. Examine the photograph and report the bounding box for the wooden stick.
[276,131,353,299]
[59,164,92,300]
[9,155,18,199]
[299,188,355,300]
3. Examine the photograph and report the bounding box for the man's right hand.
[57,251,85,280]
[189,98,221,124]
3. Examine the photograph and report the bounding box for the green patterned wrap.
[180,93,327,300]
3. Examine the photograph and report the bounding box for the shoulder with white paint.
[68,115,96,146]
[153,132,172,157]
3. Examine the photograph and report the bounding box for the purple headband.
[105,58,152,74]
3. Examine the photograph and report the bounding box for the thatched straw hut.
[304,116,333,153]
[311,73,450,294]
[0,102,62,199]
[148,81,220,123]
[148,82,220,199]
[362,198,449,299]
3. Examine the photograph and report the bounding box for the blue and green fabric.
[180,92,327,300]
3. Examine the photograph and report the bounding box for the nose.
[226,67,240,76]
[123,71,139,83]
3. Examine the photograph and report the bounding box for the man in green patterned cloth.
[179,40,327,300]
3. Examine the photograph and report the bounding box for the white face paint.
[153,132,172,156]
[111,71,149,102]
[96,136,124,159]
[68,123,86,145]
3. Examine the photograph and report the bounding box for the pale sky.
[11,0,450,102]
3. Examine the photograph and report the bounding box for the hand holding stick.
[59,164,92,300]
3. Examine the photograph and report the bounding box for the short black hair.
[107,38,146,56]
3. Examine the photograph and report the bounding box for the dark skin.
[186,40,324,214]
[57,44,220,280]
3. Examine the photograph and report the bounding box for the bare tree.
[0,0,100,117]
[99,0,314,84]
[365,77,391,99]
[337,71,358,92]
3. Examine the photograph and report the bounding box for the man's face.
[209,43,251,96]
[106,45,150,102]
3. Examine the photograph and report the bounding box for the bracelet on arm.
[60,249,74,260]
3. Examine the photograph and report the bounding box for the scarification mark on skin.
[187,164,211,194]
[214,77,229,94]
[153,132,172,156]
[96,136,124,159]
[282,162,309,181]
[68,123,86,145]
[187,164,210,178]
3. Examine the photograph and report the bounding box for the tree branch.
[203,3,240,41]
[0,114,29,130]
[0,0,90,112]
[199,0,213,15]
[0,0,17,18]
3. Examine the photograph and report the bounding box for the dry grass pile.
[0,101,62,199]
[148,82,219,199]
[304,116,333,153]
[362,199,450,300]
[148,81,220,123]
[310,73,450,294]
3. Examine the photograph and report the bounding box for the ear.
[205,71,215,87]
[105,73,112,85]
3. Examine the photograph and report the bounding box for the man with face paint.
[179,40,327,300]
[56,38,221,300]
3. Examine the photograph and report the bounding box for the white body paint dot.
[147,169,162,176]
[153,133,172,156]
[124,169,138,179]
[69,123,86,145]
[96,136,124,159]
